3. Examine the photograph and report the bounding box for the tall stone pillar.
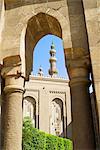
[1,56,24,150]
[64,48,96,149]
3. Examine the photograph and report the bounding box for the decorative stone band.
[2,75,25,95]
[69,77,91,87]
[3,84,24,95]
[64,48,89,60]
[49,91,66,94]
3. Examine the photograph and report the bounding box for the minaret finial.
[51,40,55,49]
[48,42,58,77]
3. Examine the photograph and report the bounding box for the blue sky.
[32,34,93,92]
[33,35,68,79]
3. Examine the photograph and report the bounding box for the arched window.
[50,98,64,137]
[23,97,36,127]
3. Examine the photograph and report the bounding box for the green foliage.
[32,128,45,150]
[22,117,34,150]
[22,117,73,150]
[64,138,73,150]
[57,137,64,150]
[45,134,57,150]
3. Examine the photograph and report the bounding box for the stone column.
[1,56,24,150]
[64,48,96,149]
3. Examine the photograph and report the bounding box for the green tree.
[22,117,34,150]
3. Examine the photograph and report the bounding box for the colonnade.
[0,49,96,149]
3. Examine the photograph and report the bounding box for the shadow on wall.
[90,93,100,149]
[5,0,62,10]
[59,122,72,140]
[57,116,72,140]
[67,122,72,140]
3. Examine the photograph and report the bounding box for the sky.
[32,34,93,92]
[32,34,69,79]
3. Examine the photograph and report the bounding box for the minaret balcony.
[49,57,57,62]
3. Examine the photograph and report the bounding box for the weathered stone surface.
[4,0,63,10]
[82,0,97,9]
[66,0,89,52]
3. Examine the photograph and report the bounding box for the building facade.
[23,75,71,138]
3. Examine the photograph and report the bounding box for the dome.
[38,66,44,76]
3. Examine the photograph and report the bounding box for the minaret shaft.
[49,42,58,77]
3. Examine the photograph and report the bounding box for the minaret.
[38,66,44,76]
[48,42,58,77]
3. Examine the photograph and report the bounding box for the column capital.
[64,48,90,69]
[1,55,22,78]
[64,48,91,86]
[0,55,25,94]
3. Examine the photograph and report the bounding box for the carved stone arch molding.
[49,94,65,104]
[19,7,71,78]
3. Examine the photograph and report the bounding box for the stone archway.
[25,12,63,77]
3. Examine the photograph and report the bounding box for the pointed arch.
[50,98,64,137]
[25,12,62,78]
[23,96,36,127]
[19,7,71,78]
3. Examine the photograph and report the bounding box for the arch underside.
[25,12,62,78]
